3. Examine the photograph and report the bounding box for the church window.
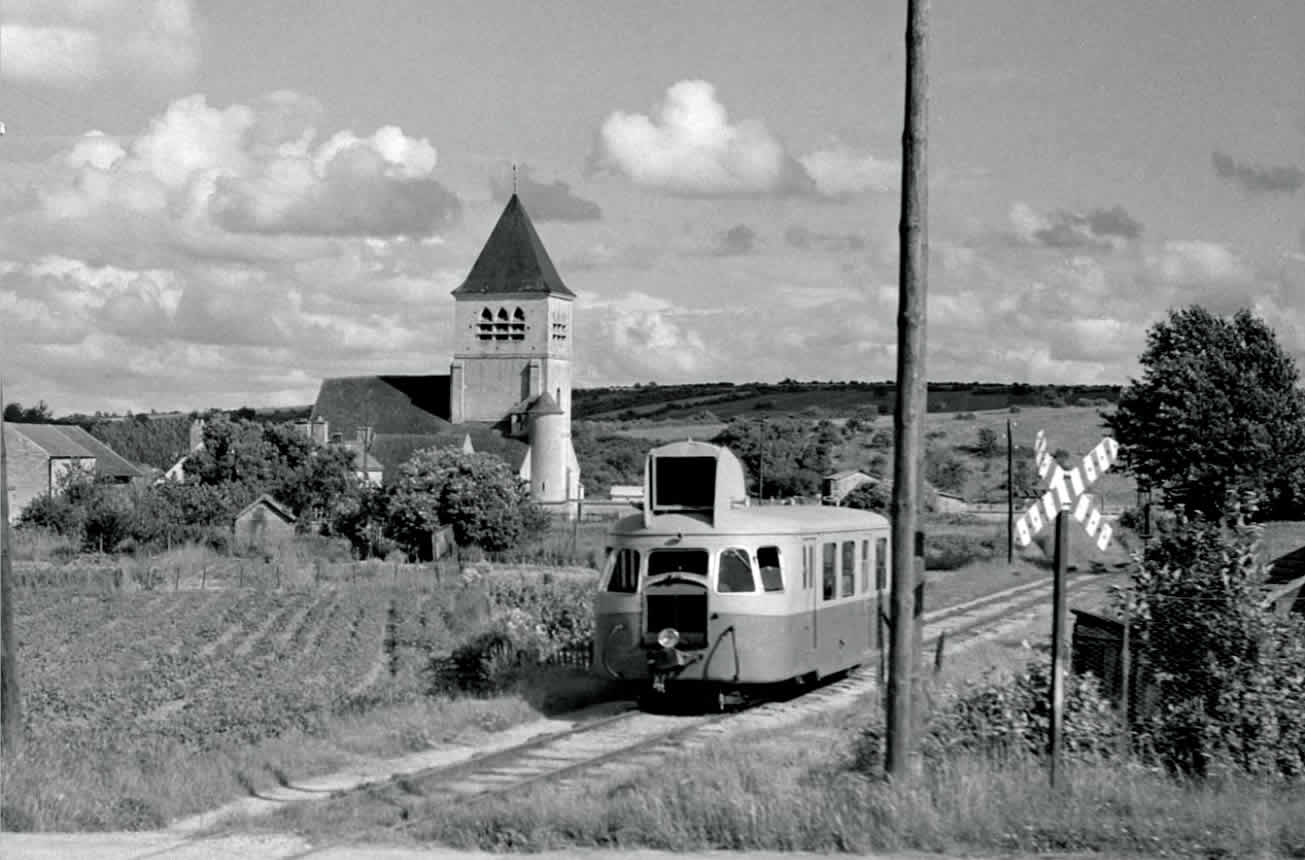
[477,307,493,340]
[510,307,526,341]
[551,311,568,342]
[495,307,510,340]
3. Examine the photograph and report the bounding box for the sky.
[0,0,1302,416]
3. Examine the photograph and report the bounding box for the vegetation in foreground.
[0,565,611,832]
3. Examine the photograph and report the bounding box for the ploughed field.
[15,585,456,749]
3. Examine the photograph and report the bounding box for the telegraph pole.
[886,0,929,778]
[1006,418,1014,564]
[1,382,22,752]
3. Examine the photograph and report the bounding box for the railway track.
[302,571,1097,831]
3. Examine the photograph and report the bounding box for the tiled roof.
[451,194,575,298]
[9,424,96,458]
[235,493,297,523]
[55,425,144,479]
[311,375,452,438]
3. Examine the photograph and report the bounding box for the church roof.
[452,194,575,299]
[527,392,563,416]
[311,375,452,437]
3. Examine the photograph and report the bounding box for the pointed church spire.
[451,194,575,298]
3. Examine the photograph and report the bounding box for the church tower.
[448,194,575,426]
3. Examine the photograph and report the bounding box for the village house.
[3,422,144,522]
[822,470,875,505]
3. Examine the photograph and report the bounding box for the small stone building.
[233,494,297,553]
[822,470,874,504]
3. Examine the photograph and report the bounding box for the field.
[1,567,608,831]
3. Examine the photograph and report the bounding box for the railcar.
[592,440,891,709]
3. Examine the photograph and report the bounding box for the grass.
[245,595,1302,859]
[1,665,619,832]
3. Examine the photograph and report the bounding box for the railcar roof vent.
[643,440,748,526]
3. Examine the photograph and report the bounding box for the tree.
[1116,496,1305,778]
[386,448,546,556]
[1104,306,1305,519]
[184,415,360,523]
[2,400,53,423]
[975,426,1000,458]
[711,417,833,498]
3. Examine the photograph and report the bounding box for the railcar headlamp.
[657,627,680,650]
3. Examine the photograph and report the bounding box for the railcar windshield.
[648,548,709,578]
[604,547,641,593]
[718,548,755,592]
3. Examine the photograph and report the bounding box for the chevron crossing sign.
[1015,430,1120,551]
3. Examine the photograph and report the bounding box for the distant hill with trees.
[571,380,1121,422]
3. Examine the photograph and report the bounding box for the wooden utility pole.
[1,383,22,752]
[1006,418,1014,564]
[1048,509,1070,788]
[886,0,929,778]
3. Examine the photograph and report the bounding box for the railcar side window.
[822,542,836,600]
[648,548,709,577]
[860,540,870,593]
[757,546,783,592]
[718,548,755,592]
[605,548,640,593]
[841,541,856,597]
[875,537,888,591]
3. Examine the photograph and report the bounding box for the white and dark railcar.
[592,440,891,707]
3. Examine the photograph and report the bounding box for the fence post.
[238,564,244,588]
[276,564,282,589]
[174,568,181,591]
[1049,509,1070,789]
[200,566,207,590]
[933,630,945,673]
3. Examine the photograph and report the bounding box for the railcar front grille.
[645,592,707,638]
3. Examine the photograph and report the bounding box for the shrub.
[852,652,1123,774]
[925,532,995,570]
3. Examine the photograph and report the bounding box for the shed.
[821,470,874,504]
[1070,607,1156,722]
[233,494,297,553]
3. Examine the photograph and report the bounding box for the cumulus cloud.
[1009,202,1143,249]
[590,80,892,200]
[798,145,899,195]
[1145,240,1254,287]
[2,0,199,88]
[488,164,601,221]
[715,224,758,256]
[41,92,461,240]
[1212,151,1304,195]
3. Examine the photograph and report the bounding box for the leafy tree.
[1116,496,1305,778]
[975,426,1000,458]
[925,446,970,495]
[386,448,546,556]
[571,424,651,496]
[184,415,360,523]
[712,417,833,498]
[843,481,890,513]
[3,400,53,423]
[1104,306,1305,519]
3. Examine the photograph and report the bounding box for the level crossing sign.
[1015,430,1119,551]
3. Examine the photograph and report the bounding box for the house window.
[757,545,783,592]
[841,541,856,597]
[510,307,526,340]
[477,307,494,340]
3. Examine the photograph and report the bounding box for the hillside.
[572,380,1120,422]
